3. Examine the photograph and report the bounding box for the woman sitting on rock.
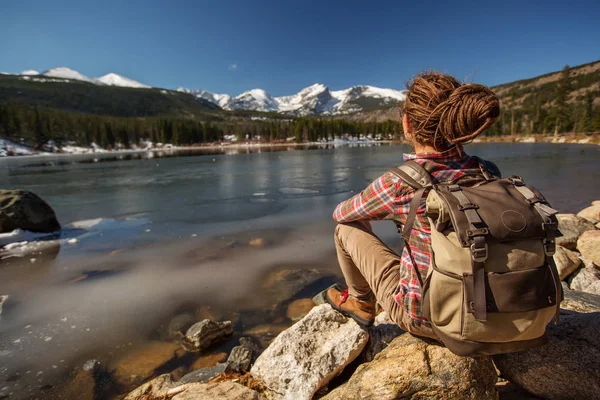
[325,72,501,339]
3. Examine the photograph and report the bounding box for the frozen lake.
[0,142,599,398]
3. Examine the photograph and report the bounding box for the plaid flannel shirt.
[333,146,501,323]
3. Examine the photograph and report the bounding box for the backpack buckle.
[470,242,488,262]
[458,203,479,211]
[543,238,556,256]
[508,176,525,186]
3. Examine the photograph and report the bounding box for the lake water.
[0,142,599,399]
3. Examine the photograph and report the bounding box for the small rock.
[286,298,315,321]
[561,288,600,312]
[0,189,61,233]
[553,245,582,280]
[171,381,260,400]
[184,319,233,352]
[322,334,497,400]
[493,311,600,400]
[0,295,8,315]
[227,345,253,373]
[190,352,228,370]
[123,374,175,399]
[577,204,600,223]
[596,222,600,230]
[569,263,600,292]
[577,230,600,266]
[110,341,182,388]
[249,238,266,247]
[178,363,228,384]
[250,304,369,400]
[556,214,596,250]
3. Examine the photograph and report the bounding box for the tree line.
[486,65,600,136]
[0,103,403,150]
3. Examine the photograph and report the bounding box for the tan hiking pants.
[334,222,437,339]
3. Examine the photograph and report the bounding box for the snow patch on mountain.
[42,67,99,84]
[20,70,40,76]
[227,89,279,112]
[177,88,231,108]
[97,73,150,89]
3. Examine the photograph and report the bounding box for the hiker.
[325,72,502,335]
[325,72,561,355]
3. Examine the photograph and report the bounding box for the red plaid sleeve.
[333,172,402,223]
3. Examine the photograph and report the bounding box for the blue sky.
[1,0,599,96]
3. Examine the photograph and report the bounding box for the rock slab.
[323,334,497,400]
[493,311,600,400]
[556,214,596,250]
[553,245,581,280]
[124,376,259,400]
[0,189,61,233]
[577,230,600,266]
[250,304,369,400]
[577,204,600,223]
[185,319,233,351]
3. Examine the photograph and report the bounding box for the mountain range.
[5,67,406,116]
[177,83,406,115]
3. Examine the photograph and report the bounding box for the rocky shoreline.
[40,200,599,400]
[1,192,600,399]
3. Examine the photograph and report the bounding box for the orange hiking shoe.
[325,285,376,327]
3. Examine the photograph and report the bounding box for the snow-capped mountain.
[176,88,231,108]
[97,73,150,89]
[14,65,406,115]
[42,67,99,84]
[227,89,279,112]
[21,69,40,76]
[17,67,150,89]
[181,83,406,115]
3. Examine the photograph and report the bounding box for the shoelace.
[338,289,349,306]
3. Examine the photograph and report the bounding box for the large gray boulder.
[555,214,596,250]
[0,189,60,233]
[250,304,369,400]
[493,311,600,400]
[322,334,497,400]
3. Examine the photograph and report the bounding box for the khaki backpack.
[390,160,562,357]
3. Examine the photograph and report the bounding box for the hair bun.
[438,84,500,145]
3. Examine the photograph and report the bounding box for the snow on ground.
[96,73,150,89]
[0,230,59,248]
[0,138,36,156]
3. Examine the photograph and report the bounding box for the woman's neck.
[413,142,440,154]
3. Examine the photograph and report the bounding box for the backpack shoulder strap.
[387,161,433,288]
[388,160,432,189]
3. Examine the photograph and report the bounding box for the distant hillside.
[346,60,600,134]
[0,74,219,118]
[493,59,600,109]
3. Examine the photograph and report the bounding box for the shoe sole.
[324,289,374,328]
